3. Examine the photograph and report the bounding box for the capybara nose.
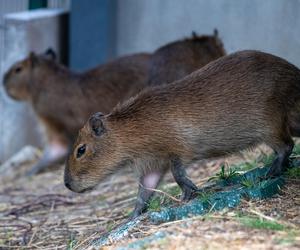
[3,79,8,88]
[3,73,9,87]
[64,168,73,190]
[65,180,71,190]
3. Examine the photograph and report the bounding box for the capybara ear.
[29,52,38,67]
[89,112,106,136]
[44,48,57,61]
[192,31,198,38]
[213,28,219,37]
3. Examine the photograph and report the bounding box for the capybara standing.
[3,49,151,175]
[148,29,226,85]
[65,50,300,218]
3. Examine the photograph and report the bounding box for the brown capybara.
[148,29,226,85]
[64,50,300,218]
[3,49,151,175]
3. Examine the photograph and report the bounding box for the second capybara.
[3,49,151,175]
[148,29,226,85]
[65,50,300,217]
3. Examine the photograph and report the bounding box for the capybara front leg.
[171,158,198,201]
[26,142,68,176]
[132,170,165,218]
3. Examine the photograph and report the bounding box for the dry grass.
[0,145,299,249]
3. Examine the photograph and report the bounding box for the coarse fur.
[148,29,226,85]
[3,49,151,174]
[65,50,300,216]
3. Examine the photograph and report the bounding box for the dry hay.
[0,145,299,250]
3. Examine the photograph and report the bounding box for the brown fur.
[65,50,300,202]
[3,50,151,174]
[148,29,226,85]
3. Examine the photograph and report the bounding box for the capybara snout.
[3,55,33,100]
[63,166,73,190]
[65,112,123,192]
[64,157,96,193]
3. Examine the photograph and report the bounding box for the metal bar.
[28,0,47,10]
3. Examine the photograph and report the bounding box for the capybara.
[148,29,226,85]
[65,50,300,217]
[3,49,151,175]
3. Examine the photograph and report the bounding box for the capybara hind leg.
[171,158,198,201]
[26,142,68,176]
[288,106,300,137]
[290,124,300,137]
[132,170,165,218]
[266,136,294,178]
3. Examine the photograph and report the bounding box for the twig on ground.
[143,187,181,203]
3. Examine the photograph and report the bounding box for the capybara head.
[191,29,226,56]
[3,48,57,100]
[64,112,126,193]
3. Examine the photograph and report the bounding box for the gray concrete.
[116,0,300,67]
[0,9,68,163]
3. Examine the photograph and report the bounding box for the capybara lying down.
[3,49,151,175]
[148,29,226,85]
[65,50,300,217]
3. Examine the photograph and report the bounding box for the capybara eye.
[15,66,22,73]
[76,144,86,158]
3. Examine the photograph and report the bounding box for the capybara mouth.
[65,182,95,193]
[76,186,94,193]
[4,88,23,101]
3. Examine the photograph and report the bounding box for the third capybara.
[148,29,226,85]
